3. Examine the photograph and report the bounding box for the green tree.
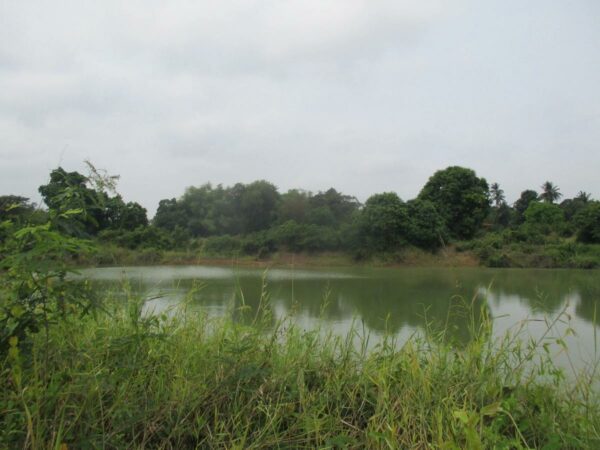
[576,191,592,203]
[236,180,280,233]
[309,188,360,227]
[358,193,409,252]
[418,166,490,239]
[0,196,40,230]
[405,199,447,250]
[539,181,562,204]
[105,195,148,230]
[278,189,311,223]
[573,201,600,243]
[524,202,565,235]
[513,190,539,224]
[153,198,188,232]
[38,167,105,236]
[489,182,505,208]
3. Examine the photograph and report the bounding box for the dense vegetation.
[2,164,600,267]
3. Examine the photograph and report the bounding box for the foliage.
[278,189,311,223]
[489,182,505,207]
[104,195,148,230]
[38,167,106,236]
[0,196,36,224]
[308,188,360,227]
[560,196,590,222]
[524,202,565,235]
[98,225,174,250]
[5,164,600,264]
[418,166,490,239]
[513,190,539,224]
[0,212,95,355]
[38,166,149,237]
[358,193,409,253]
[270,221,340,252]
[201,235,243,256]
[540,181,562,204]
[405,199,447,250]
[574,201,600,244]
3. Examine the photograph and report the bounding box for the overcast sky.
[1,0,599,215]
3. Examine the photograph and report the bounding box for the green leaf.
[481,402,502,417]
[453,410,470,424]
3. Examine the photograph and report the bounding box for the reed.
[2,288,599,449]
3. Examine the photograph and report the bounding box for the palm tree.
[576,191,591,203]
[490,182,505,208]
[539,181,562,204]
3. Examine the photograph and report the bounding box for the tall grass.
[2,287,600,449]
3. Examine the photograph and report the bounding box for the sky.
[1,0,599,215]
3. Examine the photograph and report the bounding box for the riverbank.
[78,240,600,270]
[2,296,598,448]
[79,245,481,269]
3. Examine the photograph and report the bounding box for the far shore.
[81,246,483,270]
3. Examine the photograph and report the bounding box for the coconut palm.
[490,182,505,208]
[540,181,562,204]
[576,191,591,203]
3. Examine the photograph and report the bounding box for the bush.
[201,235,243,256]
[98,225,175,250]
[523,202,565,236]
[574,202,600,243]
[270,221,340,252]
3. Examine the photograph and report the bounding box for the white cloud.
[0,0,599,213]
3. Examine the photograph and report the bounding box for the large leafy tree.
[418,166,490,239]
[105,195,148,230]
[540,181,562,204]
[405,199,447,250]
[309,188,360,227]
[153,198,188,231]
[278,189,311,223]
[38,167,105,236]
[513,189,539,224]
[358,192,409,252]
[524,202,565,235]
[235,180,280,233]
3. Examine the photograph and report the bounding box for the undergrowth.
[1,288,600,449]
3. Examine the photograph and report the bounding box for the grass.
[78,243,479,271]
[2,287,600,449]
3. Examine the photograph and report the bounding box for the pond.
[79,265,600,372]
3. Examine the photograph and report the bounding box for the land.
[79,240,600,270]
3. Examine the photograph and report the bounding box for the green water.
[80,265,600,369]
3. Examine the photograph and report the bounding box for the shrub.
[523,202,565,235]
[574,202,600,244]
[201,235,243,256]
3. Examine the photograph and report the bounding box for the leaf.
[453,410,470,424]
[481,402,502,417]
[10,305,24,318]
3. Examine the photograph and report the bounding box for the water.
[79,265,600,372]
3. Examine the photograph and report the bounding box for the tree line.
[1,165,599,258]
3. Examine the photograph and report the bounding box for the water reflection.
[79,265,600,363]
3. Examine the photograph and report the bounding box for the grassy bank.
[459,236,600,269]
[78,240,600,270]
[78,244,480,269]
[2,291,600,449]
